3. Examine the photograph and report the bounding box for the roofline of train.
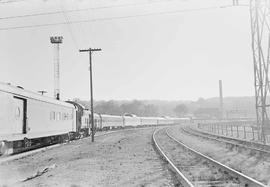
[0,82,189,120]
[0,82,74,108]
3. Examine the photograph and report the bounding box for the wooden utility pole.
[79,48,102,142]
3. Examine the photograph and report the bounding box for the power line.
[0,0,186,20]
[60,0,79,49]
[0,0,28,4]
[0,5,237,31]
[75,1,92,48]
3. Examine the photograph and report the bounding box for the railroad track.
[152,127,267,187]
[183,126,270,155]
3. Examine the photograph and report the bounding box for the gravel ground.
[0,128,178,187]
[168,125,270,186]
[155,128,239,187]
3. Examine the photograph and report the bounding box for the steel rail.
[166,128,267,187]
[152,128,194,187]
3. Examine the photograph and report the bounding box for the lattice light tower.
[250,0,270,142]
[50,36,63,100]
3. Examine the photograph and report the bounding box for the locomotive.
[0,83,189,155]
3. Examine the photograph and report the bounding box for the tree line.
[74,96,256,118]
[95,100,159,117]
[76,99,189,117]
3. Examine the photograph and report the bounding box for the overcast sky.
[0,0,253,101]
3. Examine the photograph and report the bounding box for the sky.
[0,0,254,101]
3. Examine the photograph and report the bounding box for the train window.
[50,112,53,120]
[51,111,56,121]
[57,112,61,121]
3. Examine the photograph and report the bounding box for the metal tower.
[250,0,270,142]
[50,36,63,100]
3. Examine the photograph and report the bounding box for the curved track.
[152,127,267,187]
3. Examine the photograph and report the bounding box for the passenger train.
[0,83,189,155]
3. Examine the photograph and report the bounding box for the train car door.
[13,97,27,134]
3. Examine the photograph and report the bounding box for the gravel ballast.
[168,125,270,186]
[0,128,178,187]
[155,128,240,187]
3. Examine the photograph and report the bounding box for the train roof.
[100,114,123,118]
[0,82,74,108]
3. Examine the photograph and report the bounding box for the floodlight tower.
[250,0,270,142]
[50,36,63,100]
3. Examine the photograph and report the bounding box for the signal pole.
[79,48,102,142]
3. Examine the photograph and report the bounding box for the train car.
[94,113,102,130]
[100,114,123,130]
[140,117,160,126]
[66,101,85,133]
[81,110,102,131]
[66,101,103,134]
[124,116,141,127]
[81,110,90,130]
[157,117,174,125]
[0,83,76,155]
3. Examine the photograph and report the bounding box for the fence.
[196,122,269,143]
